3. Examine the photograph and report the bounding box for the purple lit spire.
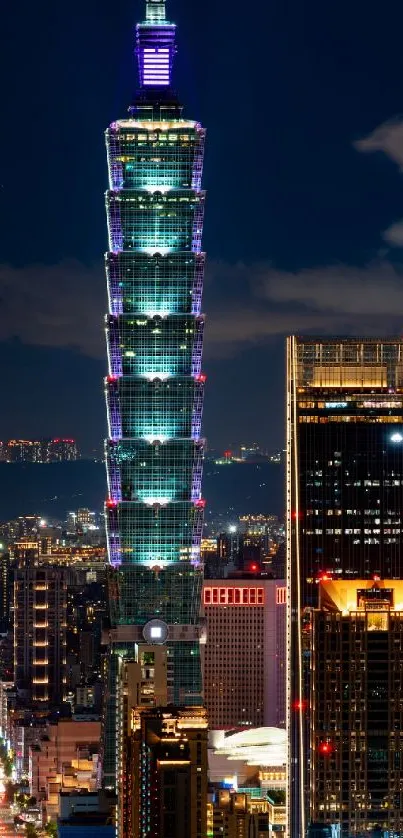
[136,0,176,88]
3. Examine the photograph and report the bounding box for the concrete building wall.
[201,579,286,729]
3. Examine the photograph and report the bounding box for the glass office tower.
[102,0,206,787]
[311,579,403,836]
[286,337,403,837]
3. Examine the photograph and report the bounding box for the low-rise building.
[208,789,286,836]
[57,790,116,838]
[29,718,101,821]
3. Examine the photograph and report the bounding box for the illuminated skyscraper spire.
[102,0,206,790]
[136,0,176,88]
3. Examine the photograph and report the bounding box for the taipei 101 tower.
[102,0,206,787]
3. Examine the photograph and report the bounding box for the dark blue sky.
[1,0,403,454]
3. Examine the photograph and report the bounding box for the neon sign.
[203,587,264,606]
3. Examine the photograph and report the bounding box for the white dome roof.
[209,727,286,767]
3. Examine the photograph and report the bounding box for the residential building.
[14,564,67,707]
[209,789,286,837]
[129,705,208,838]
[0,548,11,632]
[2,439,78,462]
[29,718,101,821]
[115,646,208,838]
[57,790,116,838]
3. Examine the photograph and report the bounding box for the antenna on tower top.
[145,0,167,24]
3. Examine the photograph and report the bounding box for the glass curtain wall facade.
[286,337,403,837]
[102,0,206,788]
[311,579,403,836]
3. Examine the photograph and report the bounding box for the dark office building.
[311,579,403,837]
[287,337,403,837]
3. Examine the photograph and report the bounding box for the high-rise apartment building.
[44,438,78,462]
[201,579,286,729]
[128,705,208,838]
[0,548,11,632]
[0,516,41,542]
[67,509,97,533]
[3,440,43,462]
[287,337,403,836]
[311,579,403,836]
[116,648,207,838]
[14,565,67,707]
[1,439,78,462]
[102,0,206,787]
[117,648,168,837]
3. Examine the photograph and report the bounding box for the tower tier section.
[106,189,205,253]
[105,252,205,317]
[105,375,204,441]
[106,313,204,378]
[106,438,203,504]
[109,562,202,626]
[106,119,205,191]
[105,500,204,568]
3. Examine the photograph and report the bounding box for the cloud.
[204,260,403,356]
[2,258,403,362]
[355,117,403,247]
[383,219,403,246]
[354,117,403,170]
[256,262,403,315]
[0,261,105,358]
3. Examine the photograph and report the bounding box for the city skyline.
[0,2,403,831]
[1,0,403,452]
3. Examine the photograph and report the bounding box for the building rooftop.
[209,727,286,767]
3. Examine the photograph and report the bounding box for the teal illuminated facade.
[102,0,206,788]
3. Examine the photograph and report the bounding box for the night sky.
[1,0,403,454]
